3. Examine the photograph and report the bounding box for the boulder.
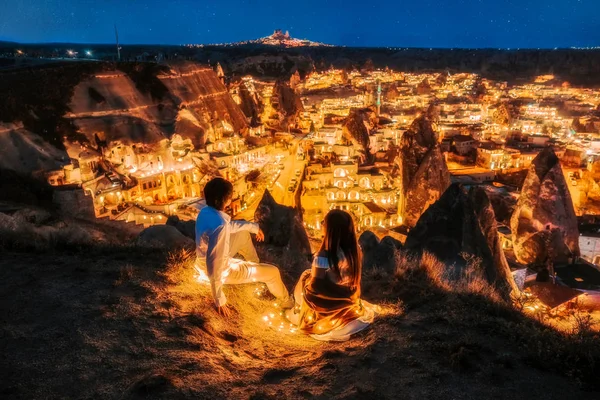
[166,215,195,240]
[510,148,580,265]
[254,190,311,255]
[0,212,19,232]
[359,231,402,273]
[358,230,379,253]
[396,114,451,228]
[405,183,518,300]
[12,208,52,225]
[135,225,194,250]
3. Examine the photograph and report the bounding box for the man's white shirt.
[195,205,258,307]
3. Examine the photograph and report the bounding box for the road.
[274,134,308,207]
[235,133,307,221]
[563,167,583,212]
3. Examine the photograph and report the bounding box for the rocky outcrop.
[237,82,264,124]
[416,78,432,95]
[342,108,377,160]
[359,231,402,272]
[0,123,68,174]
[67,63,247,148]
[510,148,580,265]
[166,215,196,240]
[405,183,519,300]
[396,114,451,228]
[254,190,311,255]
[272,80,303,130]
[135,225,195,250]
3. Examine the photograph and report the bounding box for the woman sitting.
[288,209,376,341]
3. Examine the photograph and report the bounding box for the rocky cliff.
[396,114,450,227]
[341,108,377,161]
[405,183,519,300]
[510,148,580,265]
[67,62,247,149]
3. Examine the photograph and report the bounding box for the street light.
[85,50,92,57]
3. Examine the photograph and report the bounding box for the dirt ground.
[1,246,599,400]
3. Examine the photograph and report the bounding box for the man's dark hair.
[204,177,234,211]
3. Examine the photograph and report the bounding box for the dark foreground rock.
[135,225,194,250]
[359,231,402,272]
[510,148,580,265]
[254,190,311,255]
[405,183,518,300]
[166,215,196,240]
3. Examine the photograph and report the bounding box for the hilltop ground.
[1,227,600,399]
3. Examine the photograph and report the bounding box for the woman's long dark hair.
[319,209,362,291]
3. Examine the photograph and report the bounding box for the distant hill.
[195,30,334,48]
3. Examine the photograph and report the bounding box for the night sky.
[0,0,599,48]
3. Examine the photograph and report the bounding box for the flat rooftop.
[449,167,495,175]
[556,263,600,291]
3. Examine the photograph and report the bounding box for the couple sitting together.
[195,177,376,341]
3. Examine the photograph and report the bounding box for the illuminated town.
[42,64,600,261]
[3,0,600,394]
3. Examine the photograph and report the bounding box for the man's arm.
[206,225,228,307]
[229,219,259,234]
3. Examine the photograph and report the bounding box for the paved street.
[563,167,583,211]
[235,133,308,221]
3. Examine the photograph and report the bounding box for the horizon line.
[1,40,600,51]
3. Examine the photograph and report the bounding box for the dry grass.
[1,243,600,398]
[394,250,501,302]
[0,211,139,252]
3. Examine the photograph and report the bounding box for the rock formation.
[396,113,451,228]
[416,78,432,95]
[236,81,264,126]
[342,108,377,160]
[289,70,301,89]
[405,183,519,300]
[510,148,580,265]
[67,62,247,149]
[359,231,403,272]
[272,80,303,130]
[254,190,311,255]
[166,215,196,241]
[0,122,68,174]
[135,225,195,250]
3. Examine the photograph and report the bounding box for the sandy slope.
[1,243,599,400]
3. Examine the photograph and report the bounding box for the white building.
[579,227,600,265]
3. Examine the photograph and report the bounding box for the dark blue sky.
[0,0,598,48]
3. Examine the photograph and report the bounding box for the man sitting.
[195,177,293,316]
